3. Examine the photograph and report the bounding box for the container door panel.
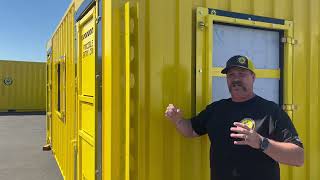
[46,61,52,143]
[77,6,96,180]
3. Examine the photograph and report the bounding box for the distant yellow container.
[0,60,45,112]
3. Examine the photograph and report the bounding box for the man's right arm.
[165,104,199,138]
[175,119,199,138]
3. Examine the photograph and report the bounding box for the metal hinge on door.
[198,21,208,31]
[96,16,101,24]
[281,37,297,45]
[73,142,78,180]
[95,0,101,24]
[62,111,66,120]
[47,83,52,89]
[282,104,298,111]
[75,77,78,92]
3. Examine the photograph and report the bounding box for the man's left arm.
[263,138,304,166]
[231,122,304,167]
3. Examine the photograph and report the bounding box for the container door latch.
[282,104,297,111]
[281,37,297,45]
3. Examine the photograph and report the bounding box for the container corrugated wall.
[103,1,204,179]
[102,0,319,180]
[0,60,45,112]
[49,3,76,180]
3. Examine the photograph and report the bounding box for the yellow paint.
[125,2,130,180]
[0,60,45,112]
[77,6,96,180]
[46,46,53,144]
[102,0,112,179]
[75,0,85,11]
[48,3,76,180]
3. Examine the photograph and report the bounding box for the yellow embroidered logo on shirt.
[240,118,255,130]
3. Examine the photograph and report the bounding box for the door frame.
[195,7,295,180]
[75,0,102,179]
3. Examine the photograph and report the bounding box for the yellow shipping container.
[46,0,320,180]
[46,3,76,180]
[0,60,45,112]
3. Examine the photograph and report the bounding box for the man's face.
[226,67,255,99]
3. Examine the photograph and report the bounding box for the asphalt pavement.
[0,115,62,180]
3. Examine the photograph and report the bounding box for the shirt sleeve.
[271,107,303,148]
[190,104,213,136]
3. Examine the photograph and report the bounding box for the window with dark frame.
[57,64,61,112]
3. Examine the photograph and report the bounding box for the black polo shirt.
[191,95,303,180]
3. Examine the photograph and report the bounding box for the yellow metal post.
[125,3,131,180]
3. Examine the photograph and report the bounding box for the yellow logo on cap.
[240,118,255,130]
[238,57,246,64]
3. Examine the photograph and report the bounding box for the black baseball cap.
[221,55,255,74]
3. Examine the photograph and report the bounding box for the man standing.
[165,55,304,180]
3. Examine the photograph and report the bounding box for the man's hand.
[230,122,262,149]
[165,104,198,138]
[165,104,183,124]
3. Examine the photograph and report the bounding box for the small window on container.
[57,63,61,112]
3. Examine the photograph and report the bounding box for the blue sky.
[0,0,72,62]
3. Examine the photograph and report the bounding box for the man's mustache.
[230,80,247,91]
[232,80,242,87]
